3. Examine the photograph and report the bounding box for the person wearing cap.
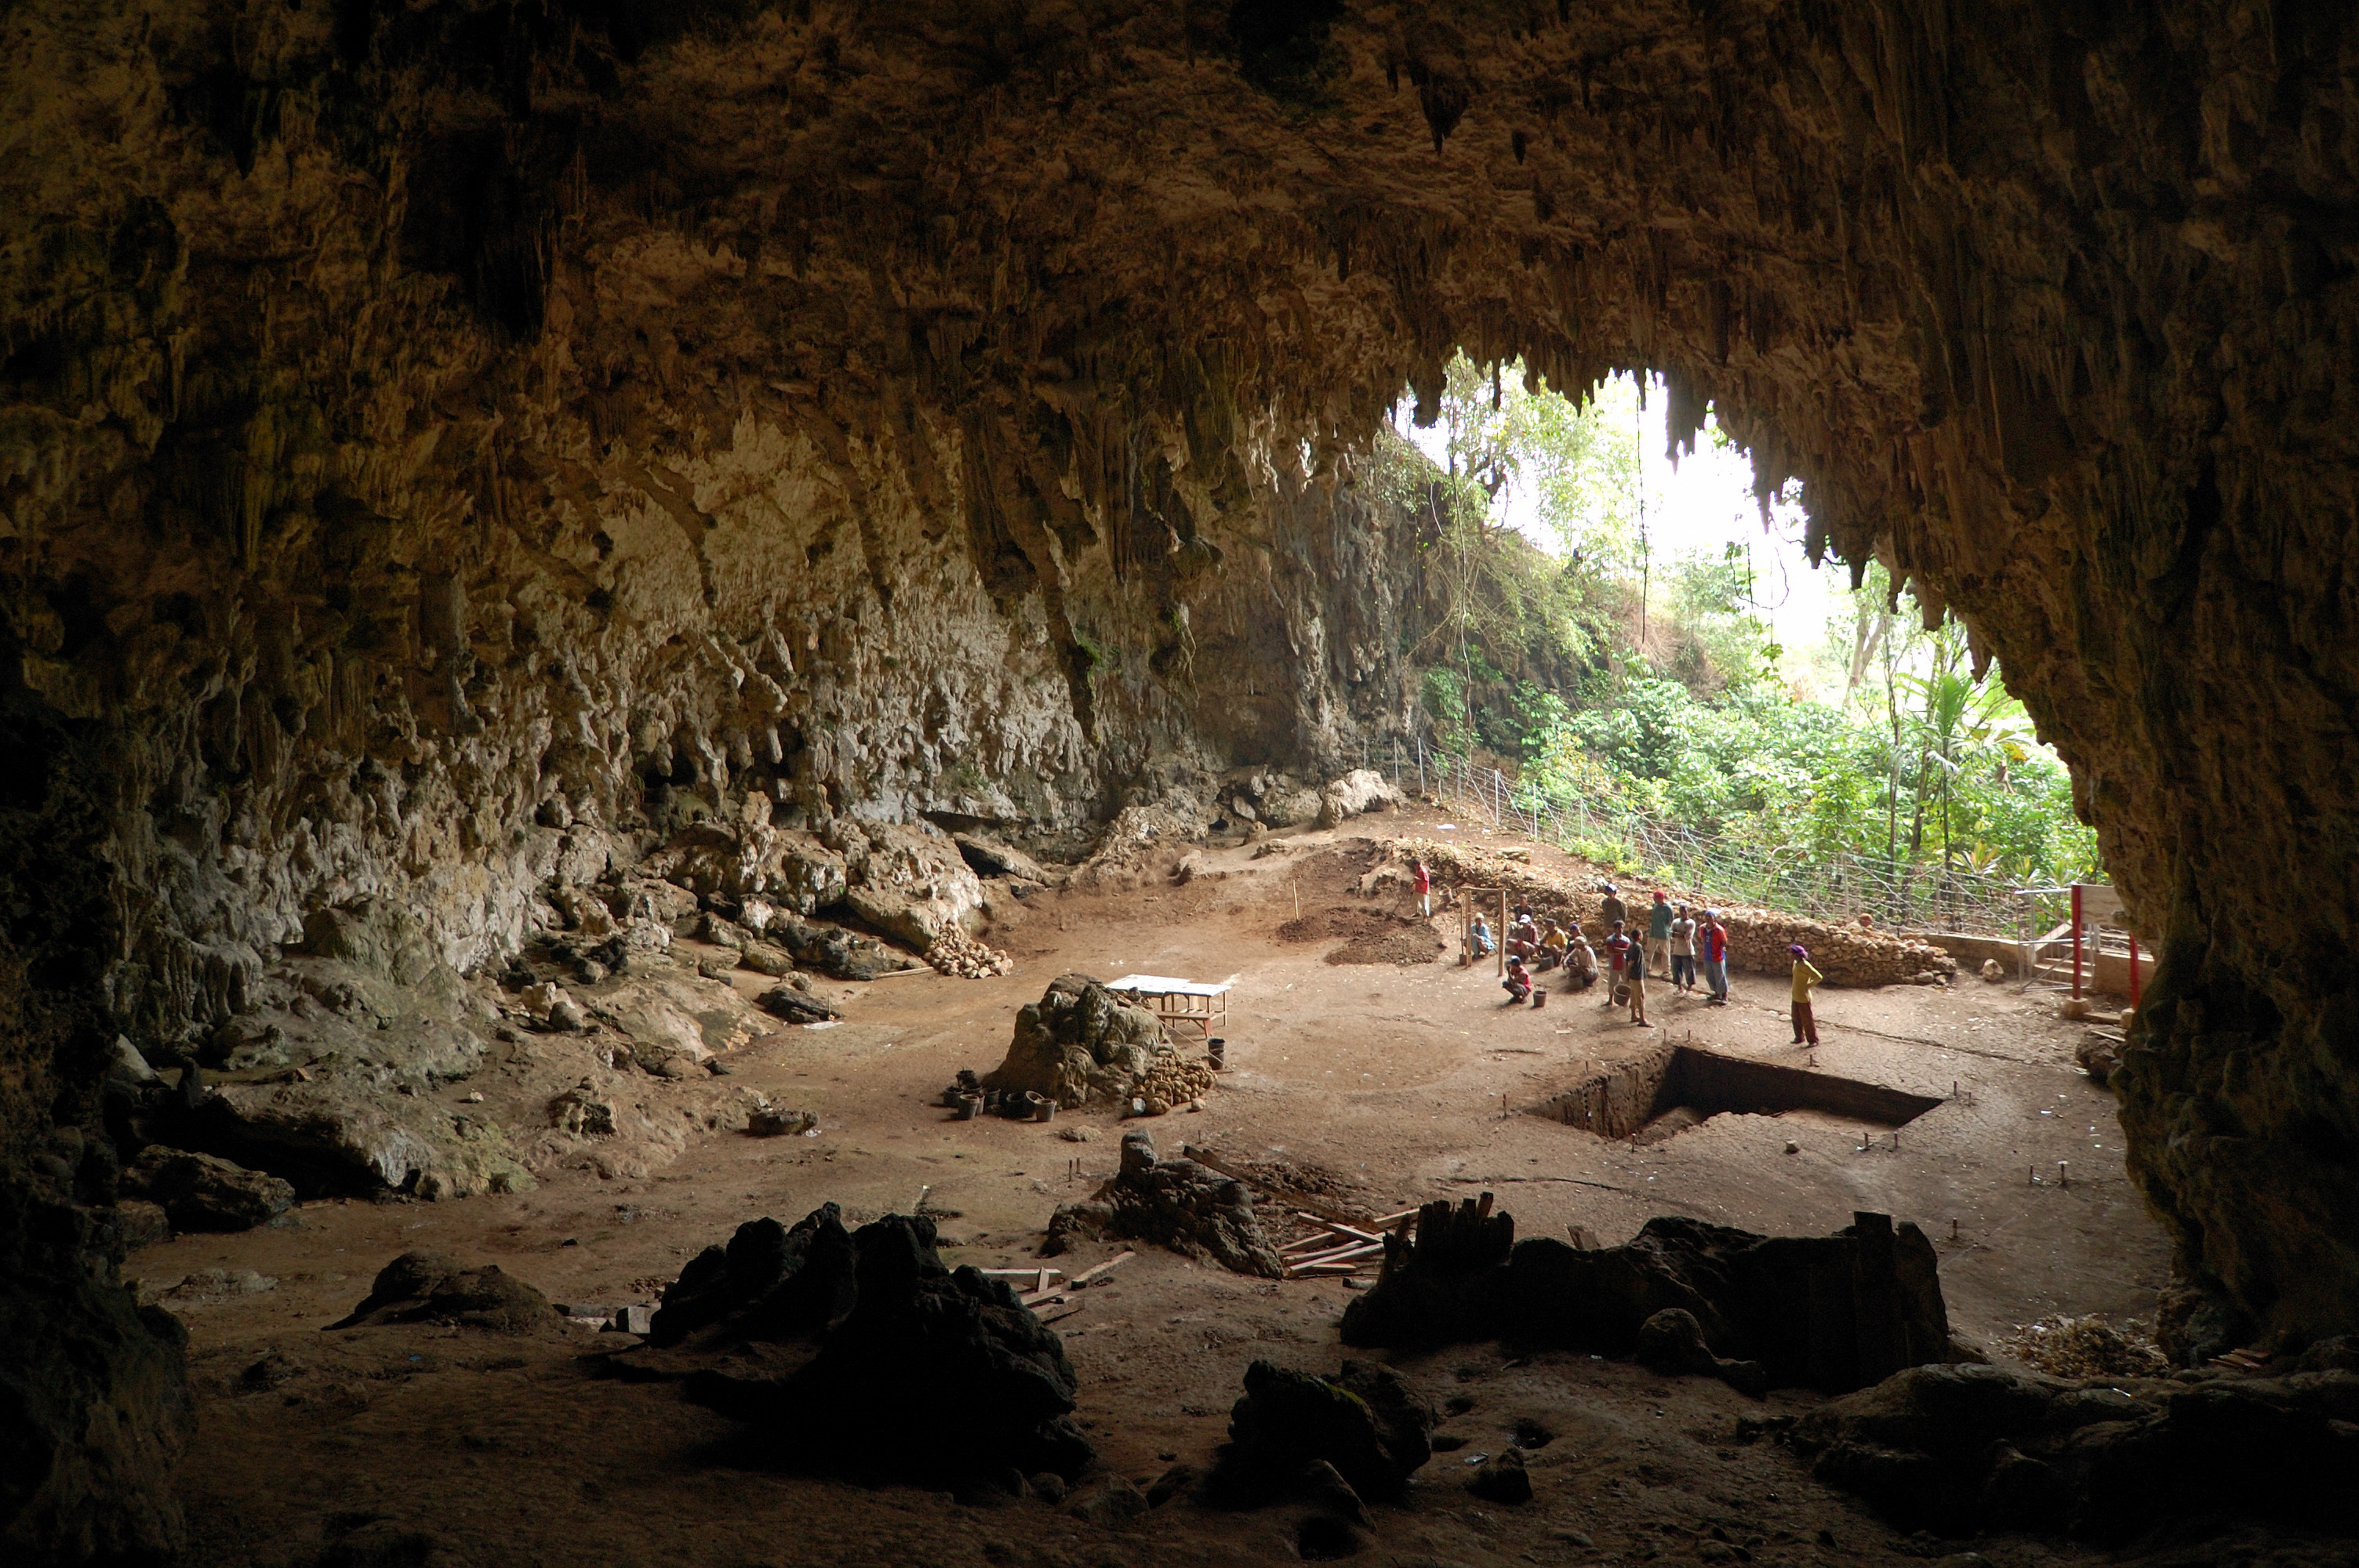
[1645,890,1673,980]
[1599,881,1626,935]
[1699,910,1730,1004]
[1503,955,1533,1006]
[1412,858,1432,917]
[1567,927,1600,988]
[1789,943,1823,1044]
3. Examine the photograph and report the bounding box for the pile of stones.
[926,927,1014,978]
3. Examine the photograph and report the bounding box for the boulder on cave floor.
[983,974,1166,1108]
[118,1146,293,1232]
[1342,1203,1950,1396]
[631,1206,1092,1486]
[329,1250,563,1334]
[1043,1129,1283,1277]
[1210,1358,1435,1508]
[1792,1360,2359,1540]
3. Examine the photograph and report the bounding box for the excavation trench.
[1538,1044,1943,1146]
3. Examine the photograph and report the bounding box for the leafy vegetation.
[1392,354,2102,902]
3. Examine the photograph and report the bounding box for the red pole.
[2128,935,2141,1010]
[2070,885,2084,1000]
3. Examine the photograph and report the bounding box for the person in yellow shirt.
[1788,943,1823,1044]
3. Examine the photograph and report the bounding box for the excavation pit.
[1537,1044,1943,1145]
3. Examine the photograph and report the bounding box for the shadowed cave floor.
[144,808,2342,1568]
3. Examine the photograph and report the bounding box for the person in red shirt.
[1412,858,1432,917]
[1700,909,1730,1005]
[1503,956,1533,1006]
[1604,921,1634,1007]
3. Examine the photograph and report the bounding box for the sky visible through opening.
[1397,371,1845,695]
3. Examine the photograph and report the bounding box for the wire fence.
[1356,734,2081,944]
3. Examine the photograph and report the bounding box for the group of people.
[1412,858,1828,1042]
[1481,899,1602,1005]
[1583,885,1729,1025]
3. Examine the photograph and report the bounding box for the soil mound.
[1325,927,1445,965]
[1274,902,1442,964]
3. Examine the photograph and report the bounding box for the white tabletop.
[1104,975,1232,996]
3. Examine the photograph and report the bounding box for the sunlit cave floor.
[145,811,2347,1568]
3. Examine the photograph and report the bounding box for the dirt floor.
[142,804,2292,1568]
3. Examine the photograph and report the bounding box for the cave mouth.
[1537,1044,1943,1146]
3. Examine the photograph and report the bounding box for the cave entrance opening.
[1536,1043,1943,1147]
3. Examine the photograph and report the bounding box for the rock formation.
[632,1206,1093,1487]
[6,2,2359,1556]
[984,975,1169,1109]
[1790,1360,2359,1541]
[1342,1201,1952,1397]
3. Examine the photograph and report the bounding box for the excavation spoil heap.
[1341,1202,1950,1396]
[1398,841,1957,986]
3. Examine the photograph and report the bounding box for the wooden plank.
[1290,1241,1384,1269]
[1066,1250,1136,1288]
[1296,1214,1382,1244]
[1019,1290,1066,1308]
[980,1268,1061,1282]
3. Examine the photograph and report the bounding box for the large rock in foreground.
[983,975,1165,1108]
[1342,1203,1950,1397]
[1792,1361,2359,1541]
[0,1181,195,1566]
[1214,1359,1434,1507]
[647,1207,1092,1486]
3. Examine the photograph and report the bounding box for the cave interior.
[4,1,2358,1563]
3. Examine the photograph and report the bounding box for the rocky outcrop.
[0,1181,194,1566]
[1790,1363,2359,1541]
[984,975,1167,1109]
[117,1146,292,1232]
[1342,1203,1951,1397]
[648,1208,1093,1486]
